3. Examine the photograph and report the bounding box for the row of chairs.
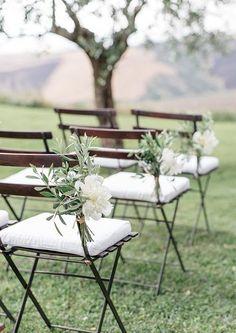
[1,108,219,236]
[56,107,219,240]
[0,139,187,332]
[0,108,219,332]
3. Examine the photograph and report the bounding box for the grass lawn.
[0,104,236,333]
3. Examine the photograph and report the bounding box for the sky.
[0,0,236,55]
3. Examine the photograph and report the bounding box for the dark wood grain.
[131,109,202,122]
[0,131,52,139]
[70,126,155,140]
[0,130,53,153]
[54,108,116,117]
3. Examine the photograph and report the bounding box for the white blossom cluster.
[192,129,219,155]
[160,148,183,176]
[75,175,112,221]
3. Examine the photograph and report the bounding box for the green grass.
[1,104,236,332]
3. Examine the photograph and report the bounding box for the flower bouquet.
[135,131,183,194]
[182,112,219,157]
[31,134,113,248]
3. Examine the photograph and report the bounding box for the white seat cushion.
[92,147,137,169]
[0,213,131,256]
[0,168,50,186]
[178,155,219,176]
[0,210,9,228]
[104,172,190,203]
[94,157,137,169]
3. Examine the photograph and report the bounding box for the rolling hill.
[0,44,236,112]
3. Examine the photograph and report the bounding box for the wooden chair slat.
[70,126,155,140]
[54,108,116,117]
[0,131,52,139]
[131,109,202,122]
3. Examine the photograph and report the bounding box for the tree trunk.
[94,70,114,109]
[92,61,123,147]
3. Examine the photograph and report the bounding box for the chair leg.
[2,196,27,222]
[120,200,129,220]
[13,256,40,333]
[111,200,125,265]
[62,129,68,146]
[89,247,127,333]
[190,174,211,244]
[2,246,126,333]
[160,204,185,272]
[133,202,147,235]
[2,253,51,333]
[96,247,123,333]
[155,202,186,295]
[0,299,15,322]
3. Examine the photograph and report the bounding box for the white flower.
[193,130,219,155]
[79,175,113,220]
[74,180,81,191]
[160,148,183,176]
[66,171,77,181]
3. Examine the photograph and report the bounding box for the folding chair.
[0,130,53,221]
[0,211,15,324]
[70,126,138,172]
[131,109,219,243]
[72,127,190,294]
[0,299,15,324]
[0,130,52,154]
[54,107,118,145]
[0,152,137,333]
[55,107,137,172]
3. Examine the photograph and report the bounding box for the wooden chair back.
[0,152,76,197]
[54,108,118,144]
[70,126,156,158]
[0,130,53,153]
[131,109,202,135]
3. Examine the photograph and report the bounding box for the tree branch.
[61,0,96,43]
[51,24,75,41]
[61,0,81,30]
[106,0,147,67]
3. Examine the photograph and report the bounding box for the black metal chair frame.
[0,234,137,333]
[54,108,118,145]
[183,168,217,244]
[0,151,137,333]
[70,128,188,294]
[109,195,187,295]
[0,298,15,323]
[0,221,15,323]
[131,109,218,243]
[0,130,53,222]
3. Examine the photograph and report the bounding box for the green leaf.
[59,185,74,193]
[40,191,55,198]
[26,175,40,179]
[42,173,49,184]
[48,163,54,177]
[58,214,67,225]
[34,187,47,192]
[30,164,38,174]
[46,215,54,221]
[63,189,76,196]
[54,221,63,236]
[53,202,61,209]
